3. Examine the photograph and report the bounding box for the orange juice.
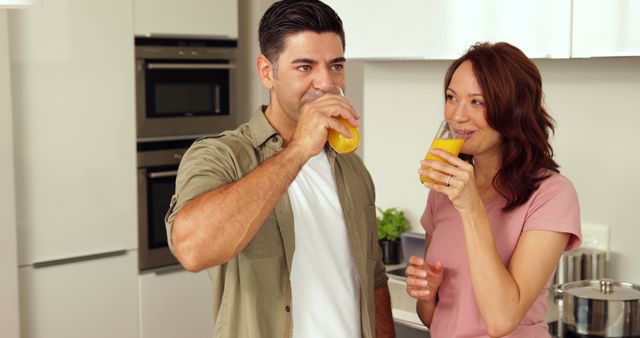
[328,118,359,154]
[420,138,464,184]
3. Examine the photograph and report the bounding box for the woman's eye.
[472,99,484,106]
[446,94,455,101]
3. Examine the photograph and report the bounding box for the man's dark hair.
[259,0,345,63]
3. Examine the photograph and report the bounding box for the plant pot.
[379,239,401,265]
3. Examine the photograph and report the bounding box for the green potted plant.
[376,207,410,265]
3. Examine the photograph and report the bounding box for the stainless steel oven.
[137,138,195,271]
[135,37,238,140]
[135,37,239,271]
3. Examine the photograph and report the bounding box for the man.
[165,1,394,337]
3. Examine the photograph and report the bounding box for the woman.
[405,42,581,338]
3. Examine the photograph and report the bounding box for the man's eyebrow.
[291,58,317,64]
[290,57,346,64]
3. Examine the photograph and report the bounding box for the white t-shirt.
[288,150,361,338]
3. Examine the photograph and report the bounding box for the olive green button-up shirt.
[165,108,388,338]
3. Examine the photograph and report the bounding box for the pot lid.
[561,279,640,301]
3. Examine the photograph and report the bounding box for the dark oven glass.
[146,165,177,249]
[138,138,194,271]
[144,60,230,118]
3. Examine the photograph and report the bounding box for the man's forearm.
[374,285,396,338]
[172,144,308,271]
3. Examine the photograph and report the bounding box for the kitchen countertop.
[385,262,430,335]
[392,308,427,331]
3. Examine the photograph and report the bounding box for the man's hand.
[289,92,359,159]
[374,286,396,338]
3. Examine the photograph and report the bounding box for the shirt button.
[285,305,291,312]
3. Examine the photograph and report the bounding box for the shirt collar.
[248,106,280,149]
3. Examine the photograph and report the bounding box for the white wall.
[360,58,640,284]
[0,9,20,338]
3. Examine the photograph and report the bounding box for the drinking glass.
[300,85,359,154]
[419,120,465,184]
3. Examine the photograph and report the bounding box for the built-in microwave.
[135,37,238,140]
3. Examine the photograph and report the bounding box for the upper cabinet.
[134,0,238,39]
[572,0,640,57]
[324,0,571,60]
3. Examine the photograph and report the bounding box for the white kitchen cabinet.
[572,0,640,57]
[134,0,238,39]
[8,0,137,266]
[19,251,138,338]
[0,10,20,338]
[139,267,213,338]
[324,0,571,59]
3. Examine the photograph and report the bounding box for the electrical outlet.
[581,222,610,253]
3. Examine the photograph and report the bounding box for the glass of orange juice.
[300,85,359,154]
[419,120,465,184]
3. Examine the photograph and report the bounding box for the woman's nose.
[449,102,469,122]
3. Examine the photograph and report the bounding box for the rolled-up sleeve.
[164,138,236,253]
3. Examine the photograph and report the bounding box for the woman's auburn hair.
[444,42,560,211]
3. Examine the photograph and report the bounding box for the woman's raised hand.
[420,148,481,213]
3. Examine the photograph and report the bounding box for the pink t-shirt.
[422,173,581,338]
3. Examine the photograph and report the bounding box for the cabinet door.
[572,0,640,57]
[134,0,238,39]
[8,0,137,265]
[324,0,571,59]
[139,267,213,338]
[19,251,138,338]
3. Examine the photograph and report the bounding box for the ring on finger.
[445,174,453,186]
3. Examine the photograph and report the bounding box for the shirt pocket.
[242,213,284,258]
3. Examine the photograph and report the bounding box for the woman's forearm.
[459,204,523,336]
[416,299,437,327]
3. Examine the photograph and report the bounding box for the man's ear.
[257,54,274,90]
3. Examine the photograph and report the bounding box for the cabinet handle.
[32,249,127,269]
[152,264,185,275]
[149,170,178,178]
[147,63,236,70]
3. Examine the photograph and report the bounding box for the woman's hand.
[419,149,481,212]
[405,255,443,302]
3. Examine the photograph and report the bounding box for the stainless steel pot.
[555,248,607,284]
[555,249,584,284]
[556,279,640,337]
[582,248,607,281]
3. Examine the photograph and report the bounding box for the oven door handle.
[148,170,178,179]
[147,63,236,70]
